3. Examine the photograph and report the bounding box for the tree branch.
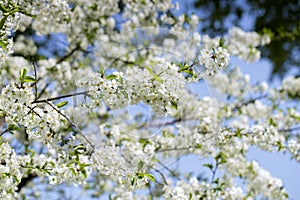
[16,173,37,192]
[45,101,95,154]
[32,91,89,104]
[31,58,38,101]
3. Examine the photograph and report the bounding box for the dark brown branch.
[33,91,89,104]
[17,173,37,192]
[56,46,80,64]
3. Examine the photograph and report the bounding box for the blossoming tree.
[0,0,299,199]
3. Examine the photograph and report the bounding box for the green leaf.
[181,69,193,76]
[144,173,156,182]
[131,177,136,186]
[170,100,178,109]
[0,109,5,117]
[139,138,150,146]
[235,128,243,138]
[56,101,68,108]
[7,124,19,131]
[276,141,285,151]
[41,161,48,169]
[269,118,277,127]
[23,76,36,83]
[0,4,9,13]
[162,130,175,138]
[213,178,219,184]
[19,68,27,82]
[178,64,190,71]
[145,67,163,83]
[203,163,213,170]
[137,161,144,171]
[105,74,118,80]
[121,91,128,99]
[291,114,300,121]
[69,167,76,176]
[218,38,224,47]
[215,152,227,164]
[74,144,85,151]
[0,40,7,49]
[12,174,19,183]
[0,15,8,30]
[189,193,192,200]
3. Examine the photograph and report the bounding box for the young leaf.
[144,173,156,182]
[203,163,213,170]
[219,38,224,47]
[0,15,8,31]
[269,118,276,127]
[0,4,9,13]
[7,124,19,131]
[105,74,118,80]
[145,67,163,83]
[19,68,27,82]
[170,100,178,109]
[291,114,300,121]
[0,40,7,49]
[69,167,76,176]
[24,76,36,83]
[0,109,5,117]
[131,177,136,186]
[137,161,144,171]
[56,101,68,108]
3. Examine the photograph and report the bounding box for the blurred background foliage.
[192,0,300,80]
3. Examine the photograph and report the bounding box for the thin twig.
[31,58,38,100]
[156,146,192,153]
[33,91,89,104]
[56,46,80,64]
[138,118,181,129]
[210,162,219,184]
[45,101,95,153]
[233,94,268,111]
[36,82,50,100]
[279,125,300,133]
[157,160,181,181]
[152,168,168,185]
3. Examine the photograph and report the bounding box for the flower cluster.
[226,27,270,62]
[0,82,35,126]
[1,0,299,199]
[0,142,22,199]
[288,139,300,161]
[201,27,271,63]
[77,60,185,114]
[282,76,300,98]
[163,177,245,200]
[0,82,67,148]
[199,47,230,74]
[92,145,131,177]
